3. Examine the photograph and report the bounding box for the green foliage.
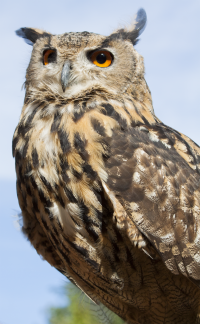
[48,281,124,324]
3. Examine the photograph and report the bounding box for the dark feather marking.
[93,187,113,219]
[49,231,60,247]
[80,31,91,37]
[73,103,84,122]
[82,101,87,110]
[51,221,60,237]
[25,182,32,196]
[74,132,87,149]
[30,175,37,189]
[113,251,120,263]
[60,157,70,182]
[66,239,89,258]
[83,164,97,180]
[26,108,37,124]
[15,151,22,165]
[80,203,90,224]
[51,111,61,133]
[126,247,136,270]
[93,280,116,296]
[46,209,53,219]
[21,110,38,136]
[38,188,52,208]
[123,104,132,118]
[48,235,60,253]
[55,194,65,208]
[94,209,103,222]
[64,187,78,203]
[99,137,111,160]
[56,216,63,231]
[79,202,99,225]
[45,246,54,254]
[17,123,27,137]
[183,141,199,166]
[17,115,35,137]
[53,182,59,191]
[112,241,120,254]
[70,269,96,291]
[153,139,170,151]
[21,140,29,159]
[70,215,80,226]
[40,160,45,168]
[120,118,127,131]
[91,118,106,136]
[62,172,70,183]
[12,136,19,156]
[58,129,71,154]
[41,216,49,230]
[32,148,39,168]
[21,189,27,207]
[71,167,83,180]
[60,157,69,172]
[74,132,89,160]
[38,104,51,119]
[32,197,39,213]
[155,126,175,146]
[86,258,99,270]
[18,165,24,184]
[101,103,114,115]
[93,189,103,204]
[58,249,71,265]
[39,174,53,192]
[141,115,151,126]
[62,236,100,274]
[25,161,32,176]
[87,226,99,242]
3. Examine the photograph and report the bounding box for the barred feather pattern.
[13,89,200,324]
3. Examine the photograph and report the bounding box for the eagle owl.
[13,9,200,324]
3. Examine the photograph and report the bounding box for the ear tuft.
[15,28,51,46]
[131,8,147,38]
[110,8,147,45]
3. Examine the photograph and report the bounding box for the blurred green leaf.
[48,281,124,324]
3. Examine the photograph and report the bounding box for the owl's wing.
[102,122,200,284]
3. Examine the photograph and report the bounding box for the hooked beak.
[61,61,71,92]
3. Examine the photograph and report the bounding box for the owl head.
[16,9,147,103]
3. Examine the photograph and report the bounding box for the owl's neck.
[24,77,156,127]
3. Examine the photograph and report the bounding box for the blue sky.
[1,1,200,323]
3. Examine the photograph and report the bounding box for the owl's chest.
[14,104,113,244]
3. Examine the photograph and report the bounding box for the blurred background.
[0,0,200,323]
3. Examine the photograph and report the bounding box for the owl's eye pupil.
[96,53,107,64]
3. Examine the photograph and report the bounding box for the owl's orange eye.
[90,50,113,67]
[43,49,57,65]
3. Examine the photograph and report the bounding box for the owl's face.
[17,11,146,101]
